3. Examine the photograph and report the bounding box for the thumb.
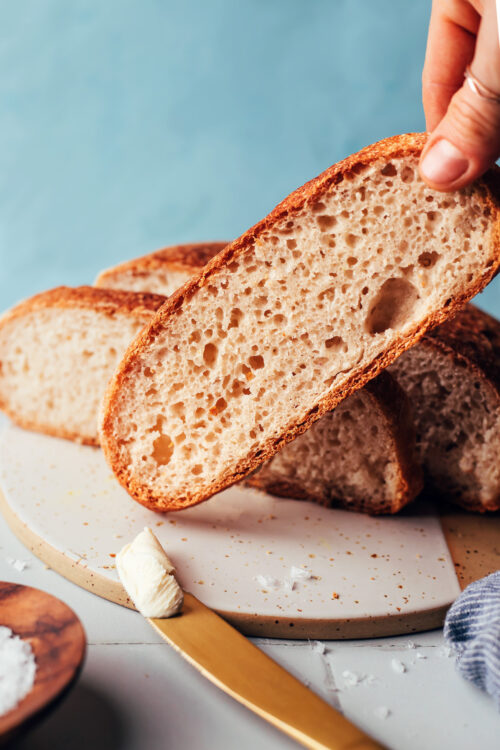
[419,0,500,191]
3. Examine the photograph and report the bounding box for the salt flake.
[391,658,406,674]
[374,706,391,720]
[311,641,327,655]
[342,670,361,688]
[0,627,36,716]
[289,566,313,581]
[5,557,28,572]
[255,575,281,590]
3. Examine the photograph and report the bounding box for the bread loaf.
[95,242,227,297]
[96,240,498,513]
[247,372,423,513]
[390,304,500,512]
[100,133,500,512]
[0,287,166,444]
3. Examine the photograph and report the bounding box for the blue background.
[1,0,498,315]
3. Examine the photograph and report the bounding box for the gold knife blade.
[149,593,386,750]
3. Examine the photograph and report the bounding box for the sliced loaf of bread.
[95,242,227,297]
[96,241,498,513]
[100,133,500,512]
[0,287,166,445]
[247,371,422,513]
[389,304,500,512]
[0,284,421,514]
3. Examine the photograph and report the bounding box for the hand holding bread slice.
[99,133,500,512]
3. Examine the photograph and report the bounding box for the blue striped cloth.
[444,571,500,709]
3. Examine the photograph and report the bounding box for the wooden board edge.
[439,508,500,590]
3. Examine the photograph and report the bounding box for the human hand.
[419,0,500,191]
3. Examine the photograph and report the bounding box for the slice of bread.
[0,287,166,445]
[99,132,500,512]
[247,371,423,513]
[389,304,500,512]
[95,242,227,297]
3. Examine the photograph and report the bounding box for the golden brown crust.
[418,304,500,512]
[245,372,423,514]
[100,133,500,512]
[95,242,228,285]
[0,286,167,445]
[0,286,167,326]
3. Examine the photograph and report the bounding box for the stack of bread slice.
[1,134,499,514]
[0,284,422,513]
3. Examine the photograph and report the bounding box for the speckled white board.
[0,419,460,636]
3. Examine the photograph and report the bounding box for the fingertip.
[419,138,469,190]
[418,136,491,191]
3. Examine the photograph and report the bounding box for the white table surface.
[1,515,498,750]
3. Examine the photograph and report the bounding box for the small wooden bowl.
[0,582,86,744]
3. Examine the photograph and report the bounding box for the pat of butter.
[117,527,183,618]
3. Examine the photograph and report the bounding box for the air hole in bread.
[311,201,326,213]
[210,397,227,415]
[400,166,414,183]
[325,336,344,351]
[203,342,218,367]
[381,163,397,177]
[366,277,419,335]
[418,251,440,268]
[152,433,174,466]
[317,215,336,231]
[229,308,243,328]
[249,355,264,370]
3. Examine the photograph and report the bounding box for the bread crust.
[246,372,424,514]
[0,286,167,445]
[95,242,228,285]
[0,286,167,324]
[418,304,500,512]
[100,133,500,511]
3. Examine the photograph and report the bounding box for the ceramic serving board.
[0,418,468,638]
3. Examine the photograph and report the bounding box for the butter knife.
[149,592,385,750]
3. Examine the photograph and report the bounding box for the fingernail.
[420,139,469,185]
